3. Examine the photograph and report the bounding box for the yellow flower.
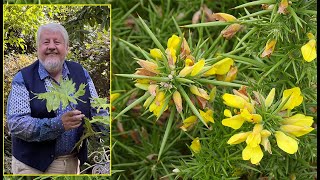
[246,124,263,147]
[178,58,195,77]
[275,131,298,154]
[211,13,237,22]
[242,145,263,165]
[173,90,183,113]
[110,93,120,102]
[204,58,234,76]
[222,114,246,129]
[227,132,250,145]
[149,91,168,117]
[277,0,289,14]
[224,109,232,117]
[265,88,275,108]
[301,39,316,62]
[281,87,303,111]
[280,125,314,137]
[150,48,163,60]
[167,34,181,50]
[281,114,314,127]
[199,109,214,124]
[261,39,277,58]
[180,115,197,131]
[190,85,210,100]
[191,59,205,76]
[222,93,254,112]
[190,137,201,154]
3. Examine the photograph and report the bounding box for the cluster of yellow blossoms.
[133,34,237,126]
[222,87,314,165]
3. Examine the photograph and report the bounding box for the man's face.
[37,29,68,73]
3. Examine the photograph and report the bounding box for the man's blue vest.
[11,60,92,172]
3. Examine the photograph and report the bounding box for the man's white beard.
[40,57,65,74]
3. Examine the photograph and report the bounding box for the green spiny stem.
[197,79,242,87]
[116,74,171,82]
[114,92,150,119]
[158,107,176,161]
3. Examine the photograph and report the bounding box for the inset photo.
[3,4,111,175]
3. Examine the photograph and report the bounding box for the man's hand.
[61,110,85,131]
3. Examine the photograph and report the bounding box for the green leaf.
[91,97,110,113]
[90,116,110,125]
[33,78,87,112]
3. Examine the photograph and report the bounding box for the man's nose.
[48,41,56,50]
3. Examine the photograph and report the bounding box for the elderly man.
[6,23,108,174]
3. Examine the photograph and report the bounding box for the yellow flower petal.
[301,39,317,62]
[242,145,264,165]
[281,87,303,110]
[190,85,210,100]
[307,33,315,40]
[252,114,263,123]
[227,132,250,145]
[205,58,234,76]
[110,93,120,102]
[280,125,314,137]
[191,59,205,76]
[178,66,194,77]
[222,115,246,129]
[246,124,263,147]
[212,13,237,22]
[265,88,275,107]
[150,48,163,60]
[224,109,232,118]
[190,137,201,154]
[199,109,214,123]
[250,145,264,164]
[167,34,181,50]
[180,116,197,131]
[275,131,298,154]
[281,114,314,127]
[222,93,248,109]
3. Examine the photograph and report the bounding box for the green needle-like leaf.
[158,107,176,161]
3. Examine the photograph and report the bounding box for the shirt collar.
[38,60,70,80]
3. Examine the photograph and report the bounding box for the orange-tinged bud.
[261,39,277,58]
[180,38,191,60]
[224,66,238,82]
[221,24,243,40]
[148,84,158,96]
[278,0,289,14]
[173,90,183,113]
[137,60,160,74]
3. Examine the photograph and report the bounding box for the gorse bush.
[111,0,316,179]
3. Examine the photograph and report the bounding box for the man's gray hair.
[36,23,69,48]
